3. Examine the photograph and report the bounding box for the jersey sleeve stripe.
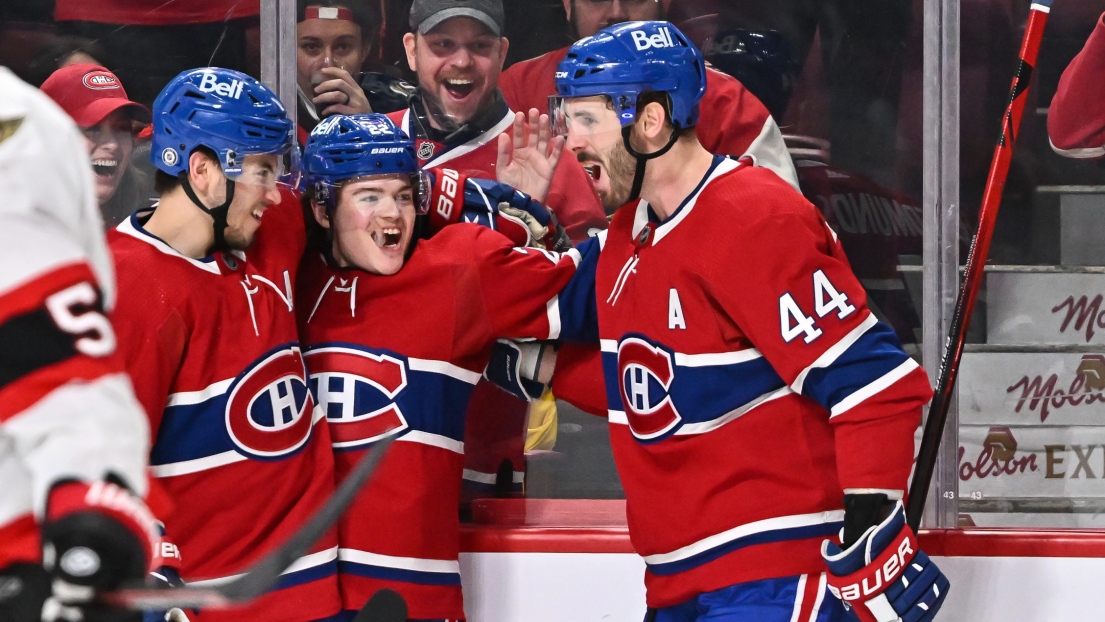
[188,546,339,587]
[674,385,793,436]
[149,450,248,478]
[338,548,461,586]
[791,312,878,394]
[165,378,235,407]
[829,358,921,417]
[407,358,481,384]
[396,429,464,454]
[641,510,844,576]
[799,321,913,413]
[0,355,119,422]
[546,294,562,340]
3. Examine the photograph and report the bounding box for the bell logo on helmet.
[161,148,178,167]
[198,72,245,99]
[631,27,676,51]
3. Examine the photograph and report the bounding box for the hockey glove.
[425,168,564,249]
[485,339,557,402]
[143,525,190,622]
[821,501,949,622]
[42,478,160,621]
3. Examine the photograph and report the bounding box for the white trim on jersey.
[407,357,481,384]
[829,358,921,418]
[1049,137,1105,159]
[789,573,809,622]
[397,429,464,454]
[150,450,248,478]
[674,349,764,367]
[791,312,879,395]
[338,548,460,575]
[608,409,627,425]
[165,378,234,407]
[675,385,793,436]
[547,295,562,340]
[187,546,339,587]
[642,510,845,567]
[462,468,525,485]
[116,216,222,275]
[740,113,800,190]
[636,157,742,246]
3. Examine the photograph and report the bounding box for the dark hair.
[153,147,220,195]
[24,36,111,87]
[296,0,383,48]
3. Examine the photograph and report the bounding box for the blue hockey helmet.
[553,20,706,130]
[302,113,427,213]
[150,67,299,186]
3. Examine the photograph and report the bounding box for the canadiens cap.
[409,0,504,36]
[40,63,150,129]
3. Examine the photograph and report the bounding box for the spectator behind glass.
[54,0,258,106]
[500,0,798,212]
[22,36,110,87]
[40,64,152,228]
[296,0,381,134]
[1049,12,1105,159]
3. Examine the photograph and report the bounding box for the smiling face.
[561,96,636,212]
[403,17,508,130]
[316,174,417,275]
[564,0,666,38]
[81,109,135,206]
[296,17,369,95]
[220,153,283,250]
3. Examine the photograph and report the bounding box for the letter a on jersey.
[668,288,686,330]
[617,336,683,441]
[304,345,409,449]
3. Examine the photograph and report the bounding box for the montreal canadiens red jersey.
[1048,12,1105,158]
[500,46,799,188]
[55,0,259,25]
[295,225,579,619]
[552,156,933,608]
[108,197,340,622]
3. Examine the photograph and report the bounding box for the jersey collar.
[632,155,737,246]
[117,208,245,275]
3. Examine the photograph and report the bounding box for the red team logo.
[225,347,314,459]
[304,346,410,449]
[82,70,120,90]
[617,337,683,441]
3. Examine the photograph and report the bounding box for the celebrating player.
[539,22,949,621]
[498,0,798,206]
[296,113,577,620]
[108,68,342,621]
[0,67,160,622]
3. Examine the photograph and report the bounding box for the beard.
[579,137,638,213]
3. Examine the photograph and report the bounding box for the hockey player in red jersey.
[0,67,163,622]
[296,113,577,620]
[1048,11,1105,158]
[498,0,798,201]
[538,22,949,621]
[108,68,342,622]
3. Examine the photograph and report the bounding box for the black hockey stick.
[102,436,394,610]
[905,0,1054,531]
[352,588,408,622]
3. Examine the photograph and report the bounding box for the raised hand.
[495,108,564,204]
[312,67,372,117]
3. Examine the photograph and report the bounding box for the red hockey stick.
[906,0,1054,531]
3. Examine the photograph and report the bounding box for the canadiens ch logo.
[617,336,683,441]
[305,345,410,449]
[225,346,314,459]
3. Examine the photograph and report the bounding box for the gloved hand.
[484,339,558,402]
[821,500,949,622]
[424,168,559,249]
[143,525,189,622]
[41,478,160,622]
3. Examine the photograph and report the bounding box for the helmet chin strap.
[622,124,682,202]
[180,175,237,253]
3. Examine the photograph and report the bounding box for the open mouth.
[91,159,119,177]
[583,163,601,181]
[443,78,476,100]
[250,208,265,221]
[371,227,402,249]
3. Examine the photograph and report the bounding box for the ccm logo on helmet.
[198,72,245,99]
[828,534,916,602]
[631,27,676,51]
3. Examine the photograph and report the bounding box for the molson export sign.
[958,425,1105,499]
[987,272,1105,345]
[959,352,1105,425]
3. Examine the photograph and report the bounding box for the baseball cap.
[40,64,150,129]
[409,0,505,36]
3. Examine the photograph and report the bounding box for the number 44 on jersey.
[779,270,855,344]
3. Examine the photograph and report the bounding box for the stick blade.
[352,589,408,622]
